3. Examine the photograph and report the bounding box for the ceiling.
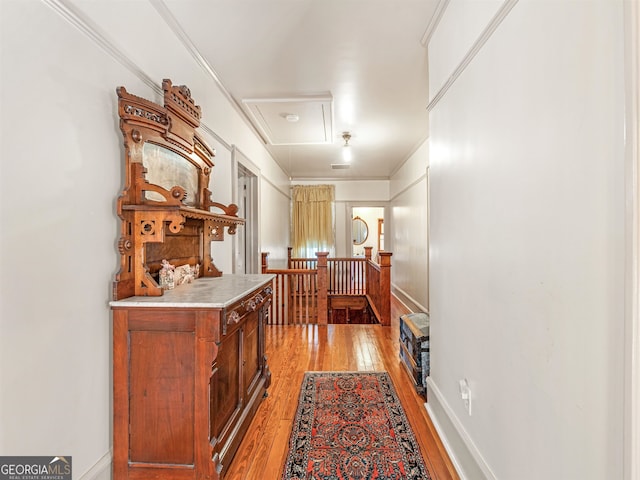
[162,0,438,180]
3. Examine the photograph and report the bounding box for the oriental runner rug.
[282,371,431,480]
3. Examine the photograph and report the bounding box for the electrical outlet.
[459,379,472,415]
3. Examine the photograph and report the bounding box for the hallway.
[224,297,459,480]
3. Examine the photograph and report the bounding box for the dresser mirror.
[112,79,244,299]
[142,142,200,206]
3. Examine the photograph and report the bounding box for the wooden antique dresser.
[110,80,273,479]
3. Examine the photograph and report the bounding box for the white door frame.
[232,147,260,274]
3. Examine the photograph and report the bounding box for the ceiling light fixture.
[285,113,299,123]
[342,131,352,162]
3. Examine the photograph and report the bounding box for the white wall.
[0,1,288,478]
[390,140,430,312]
[208,139,235,274]
[426,1,625,479]
[260,177,291,267]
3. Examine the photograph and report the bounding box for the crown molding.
[427,0,519,113]
[148,0,268,146]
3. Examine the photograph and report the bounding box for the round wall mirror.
[352,216,369,245]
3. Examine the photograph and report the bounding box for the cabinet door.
[210,328,242,446]
[242,310,261,401]
[130,330,195,465]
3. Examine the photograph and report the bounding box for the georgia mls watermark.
[0,457,71,480]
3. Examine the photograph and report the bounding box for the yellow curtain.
[291,185,335,257]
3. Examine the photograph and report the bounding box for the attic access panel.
[242,96,333,145]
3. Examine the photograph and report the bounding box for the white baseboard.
[78,450,111,480]
[391,285,428,314]
[426,377,496,480]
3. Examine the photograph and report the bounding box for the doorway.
[236,162,259,274]
[351,206,385,258]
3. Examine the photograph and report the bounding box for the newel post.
[287,247,293,268]
[378,252,392,326]
[261,252,269,274]
[364,246,373,262]
[316,252,329,325]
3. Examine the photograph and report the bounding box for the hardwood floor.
[224,296,459,480]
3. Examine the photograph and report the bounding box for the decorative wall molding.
[426,378,496,480]
[42,0,160,96]
[200,123,232,152]
[261,172,291,201]
[427,0,519,113]
[390,173,427,203]
[44,0,289,190]
[420,0,451,47]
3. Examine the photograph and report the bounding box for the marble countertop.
[110,274,275,309]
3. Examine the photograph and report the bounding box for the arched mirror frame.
[352,216,369,245]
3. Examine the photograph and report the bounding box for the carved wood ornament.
[113,79,243,299]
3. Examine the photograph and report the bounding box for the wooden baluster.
[300,274,303,324]
[285,273,289,325]
[312,274,317,323]
[301,273,306,324]
[276,274,282,325]
[298,273,303,325]
[316,252,328,325]
[305,273,310,323]
[286,274,292,325]
[280,274,286,325]
[292,274,297,325]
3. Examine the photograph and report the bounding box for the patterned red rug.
[282,371,431,480]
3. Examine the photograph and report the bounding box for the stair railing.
[262,247,391,326]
